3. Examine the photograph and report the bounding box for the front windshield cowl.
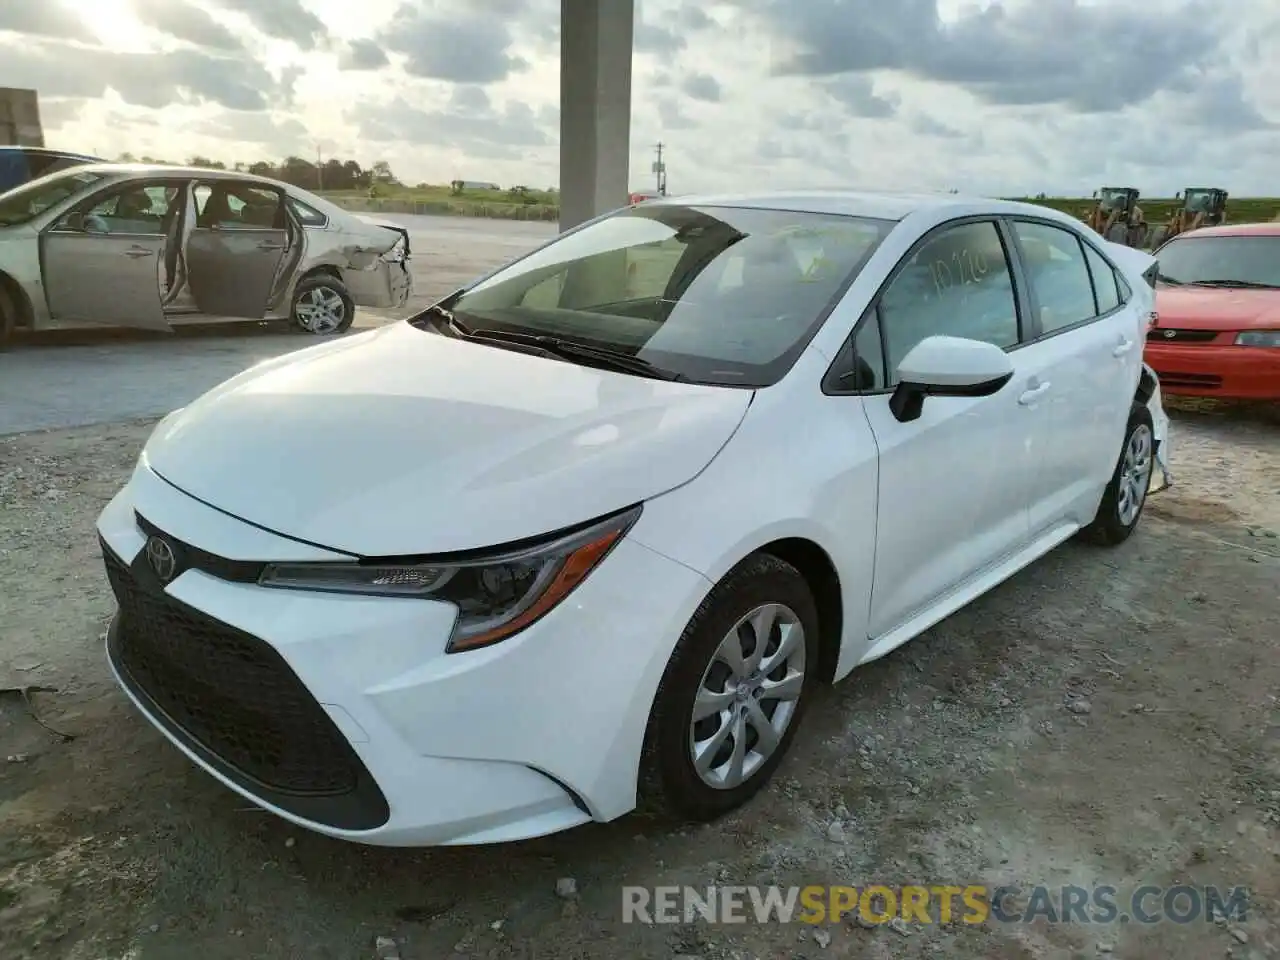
[428,203,894,388]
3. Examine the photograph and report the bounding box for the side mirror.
[889,335,1015,423]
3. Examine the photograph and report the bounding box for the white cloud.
[1,0,1277,196]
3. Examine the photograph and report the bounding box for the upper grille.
[1146,328,1219,344]
[104,544,360,797]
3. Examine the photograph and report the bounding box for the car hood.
[142,322,752,556]
[1154,285,1280,331]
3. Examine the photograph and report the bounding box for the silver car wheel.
[294,286,347,334]
[689,602,806,791]
[1117,423,1152,526]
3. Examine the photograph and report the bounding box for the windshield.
[1156,235,1280,288]
[0,169,108,227]
[433,204,894,386]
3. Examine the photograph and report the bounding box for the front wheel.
[639,553,820,822]
[290,275,354,336]
[1080,404,1155,546]
[0,284,16,352]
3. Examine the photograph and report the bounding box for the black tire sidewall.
[0,285,15,352]
[642,554,821,821]
[291,276,354,335]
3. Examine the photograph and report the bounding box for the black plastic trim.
[102,539,391,832]
[135,512,266,583]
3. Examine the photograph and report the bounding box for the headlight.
[380,236,408,263]
[257,505,641,653]
[1235,330,1280,347]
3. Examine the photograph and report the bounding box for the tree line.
[115,153,398,192]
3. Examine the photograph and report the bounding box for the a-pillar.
[559,0,634,231]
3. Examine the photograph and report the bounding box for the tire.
[290,274,354,336]
[1080,403,1155,546]
[639,553,821,822]
[0,283,16,352]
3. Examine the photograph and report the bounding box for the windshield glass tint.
[444,204,894,386]
[1156,235,1280,288]
[0,170,107,227]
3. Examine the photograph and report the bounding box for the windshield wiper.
[1156,273,1183,286]
[1186,279,1279,289]
[462,324,682,381]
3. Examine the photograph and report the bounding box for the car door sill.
[854,521,1080,670]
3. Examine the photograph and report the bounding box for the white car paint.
[97,190,1170,846]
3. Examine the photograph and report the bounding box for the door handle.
[256,241,285,251]
[1112,338,1134,358]
[124,246,154,259]
[1018,381,1051,406]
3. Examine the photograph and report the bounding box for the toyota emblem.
[145,535,178,583]
[1163,329,1176,339]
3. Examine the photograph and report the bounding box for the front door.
[1007,219,1143,534]
[857,219,1035,637]
[40,180,183,330]
[186,181,289,319]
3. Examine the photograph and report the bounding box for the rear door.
[186,181,289,319]
[39,179,181,330]
[1006,218,1144,534]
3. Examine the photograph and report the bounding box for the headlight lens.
[258,505,641,653]
[1235,330,1280,347]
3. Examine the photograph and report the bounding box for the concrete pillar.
[559,0,634,231]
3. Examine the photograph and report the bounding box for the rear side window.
[1082,243,1121,314]
[1012,221,1097,334]
[289,197,328,227]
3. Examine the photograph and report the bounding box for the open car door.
[185,181,289,319]
[39,179,180,331]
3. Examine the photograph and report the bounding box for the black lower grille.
[1147,328,1219,344]
[103,540,389,829]
[1159,372,1223,388]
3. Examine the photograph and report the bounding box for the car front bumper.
[97,461,710,846]
[1143,341,1279,400]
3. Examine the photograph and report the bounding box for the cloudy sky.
[4,0,1279,197]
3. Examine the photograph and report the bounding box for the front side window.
[437,205,894,386]
[877,220,1020,382]
[1013,220,1098,334]
[0,169,107,227]
[76,182,179,235]
[1154,235,1280,289]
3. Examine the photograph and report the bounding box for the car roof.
[64,162,287,186]
[1167,221,1280,239]
[643,189,1072,223]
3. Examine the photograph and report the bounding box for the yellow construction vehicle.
[1085,187,1148,247]
[1163,188,1227,240]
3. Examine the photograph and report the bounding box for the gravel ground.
[0,381,1277,957]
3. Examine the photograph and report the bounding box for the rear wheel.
[1081,404,1154,546]
[639,554,820,822]
[290,275,354,336]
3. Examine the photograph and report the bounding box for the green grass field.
[318,185,1280,225]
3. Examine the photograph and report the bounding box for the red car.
[1146,222,1280,399]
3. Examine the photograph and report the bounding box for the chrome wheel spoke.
[693,686,735,721]
[759,669,803,703]
[693,714,735,776]
[745,700,780,756]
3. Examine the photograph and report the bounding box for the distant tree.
[370,160,397,184]
[116,151,136,162]
[188,155,225,169]
[247,160,276,178]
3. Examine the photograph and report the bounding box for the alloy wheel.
[689,602,807,790]
[1117,424,1153,526]
[295,286,347,334]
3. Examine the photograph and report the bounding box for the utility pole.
[652,142,667,196]
[315,143,324,191]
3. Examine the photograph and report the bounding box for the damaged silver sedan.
[0,163,413,348]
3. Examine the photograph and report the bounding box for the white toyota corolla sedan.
[97,191,1171,846]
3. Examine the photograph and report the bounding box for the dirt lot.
[1,396,1277,960]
